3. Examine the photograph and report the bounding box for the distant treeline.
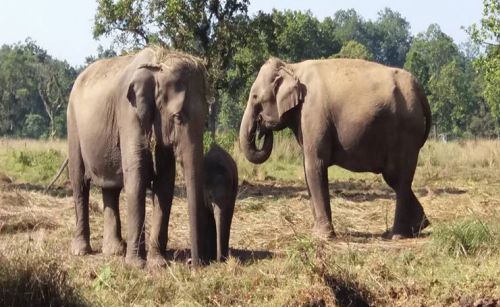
[1,1,499,139]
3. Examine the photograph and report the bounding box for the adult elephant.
[239,57,431,239]
[67,47,209,267]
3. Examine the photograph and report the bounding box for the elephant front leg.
[213,203,234,262]
[123,169,147,267]
[148,147,175,268]
[304,155,335,239]
[102,188,126,256]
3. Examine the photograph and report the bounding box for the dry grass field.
[0,136,499,306]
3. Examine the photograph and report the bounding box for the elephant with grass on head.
[67,46,211,267]
[239,57,432,239]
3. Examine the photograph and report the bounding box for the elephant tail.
[416,83,432,148]
[44,158,69,193]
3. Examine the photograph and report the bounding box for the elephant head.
[239,58,305,164]
[127,52,209,263]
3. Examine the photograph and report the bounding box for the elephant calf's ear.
[276,73,304,119]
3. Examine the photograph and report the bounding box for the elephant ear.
[127,66,158,131]
[274,69,305,119]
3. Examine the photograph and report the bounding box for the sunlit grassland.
[0,136,499,306]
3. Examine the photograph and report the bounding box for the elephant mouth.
[257,114,284,132]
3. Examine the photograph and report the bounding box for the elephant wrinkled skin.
[203,144,238,262]
[239,57,432,239]
[67,47,210,267]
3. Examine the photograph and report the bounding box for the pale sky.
[0,0,483,66]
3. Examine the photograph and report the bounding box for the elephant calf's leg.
[214,203,234,262]
[102,188,126,256]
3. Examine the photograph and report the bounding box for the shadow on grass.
[9,182,72,198]
[237,178,467,204]
[0,256,87,307]
[166,248,274,265]
[324,274,372,307]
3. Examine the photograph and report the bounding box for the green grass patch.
[430,218,497,257]
[0,148,66,184]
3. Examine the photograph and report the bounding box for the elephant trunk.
[179,128,210,265]
[239,104,273,164]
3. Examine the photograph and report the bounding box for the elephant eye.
[173,113,183,124]
[252,94,258,100]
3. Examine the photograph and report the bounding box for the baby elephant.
[203,144,238,262]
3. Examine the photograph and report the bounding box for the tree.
[369,8,412,67]
[271,10,340,62]
[0,39,75,138]
[427,60,477,136]
[331,8,411,67]
[331,40,373,60]
[404,24,460,93]
[469,0,500,128]
[93,0,251,136]
[37,60,76,139]
[330,9,367,44]
[0,41,41,136]
[405,25,485,137]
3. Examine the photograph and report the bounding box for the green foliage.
[431,218,496,257]
[203,130,238,154]
[22,113,48,138]
[468,0,500,130]
[92,265,114,291]
[428,60,477,136]
[0,39,75,138]
[331,40,374,60]
[0,4,497,139]
[0,148,66,184]
[94,0,251,133]
[405,24,487,137]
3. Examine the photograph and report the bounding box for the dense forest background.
[1,0,499,139]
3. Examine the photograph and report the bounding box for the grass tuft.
[430,218,496,257]
[0,254,86,307]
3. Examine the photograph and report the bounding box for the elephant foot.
[71,238,92,256]
[386,215,431,239]
[125,255,146,268]
[312,223,336,240]
[102,239,126,256]
[147,253,168,269]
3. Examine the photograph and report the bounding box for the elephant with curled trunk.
[239,57,432,239]
[67,47,210,267]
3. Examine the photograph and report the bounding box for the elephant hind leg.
[68,135,92,255]
[102,188,126,256]
[382,150,429,239]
